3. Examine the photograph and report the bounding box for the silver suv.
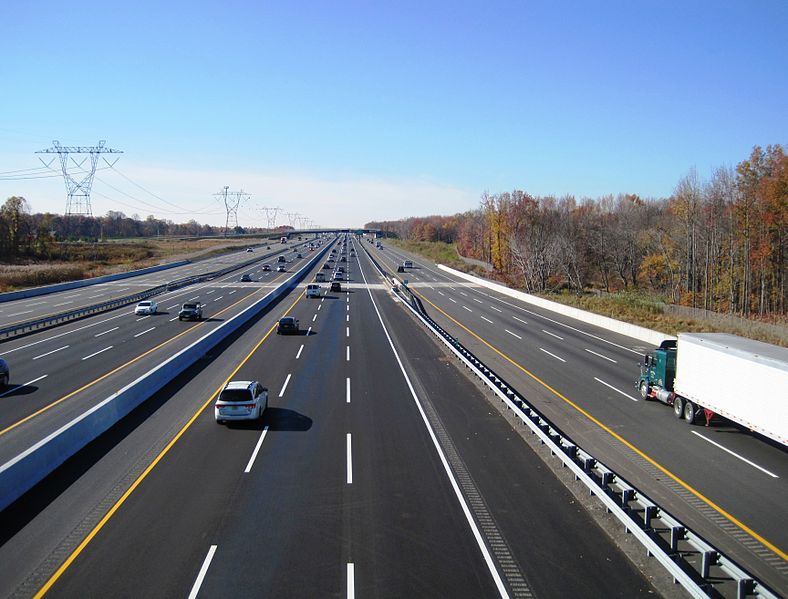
[215,381,268,424]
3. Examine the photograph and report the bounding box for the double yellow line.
[35,290,305,597]
[414,290,787,562]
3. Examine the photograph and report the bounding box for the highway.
[0,238,317,330]
[0,236,659,598]
[369,240,788,594]
[0,242,322,468]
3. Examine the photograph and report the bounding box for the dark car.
[241,274,252,282]
[0,358,9,388]
[262,264,271,271]
[330,281,341,292]
[276,316,300,334]
[178,302,203,321]
[277,255,286,263]
[397,265,406,273]
[340,256,346,262]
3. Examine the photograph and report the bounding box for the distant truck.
[637,333,788,446]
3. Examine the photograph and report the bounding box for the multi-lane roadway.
[0,235,665,598]
[369,240,788,594]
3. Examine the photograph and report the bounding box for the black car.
[340,256,346,262]
[276,316,300,334]
[178,302,203,321]
[397,265,406,273]
[330,281,341,292]
[241,274,252,282]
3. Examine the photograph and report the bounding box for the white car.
[306,283,321,298]
[215,380,268,423]
[134,300,157,315]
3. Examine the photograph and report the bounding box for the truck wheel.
[683,401,696,424]
[673,396,684,419]
[639,381,649,400]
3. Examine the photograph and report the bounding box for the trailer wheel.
[639,381,650,400]
[673,396,684,419]
[683,400,696,424]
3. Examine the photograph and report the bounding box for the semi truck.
[637,333,788,446]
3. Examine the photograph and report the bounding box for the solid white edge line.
[357,251,508,598]
[279,373,292,397]
[296,344,304,359]
[594,377,638,402]
[690,431,779,478]
[584,348,617,363]
[81,346,113,361]
[346,377,351,403]
[538,347,566,362]
[244,425,270,473]
[346,433,353,484]
[0,374,48,398]
[187,544,218,599]
[347,562,355,599]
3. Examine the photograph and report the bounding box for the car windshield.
[138,302,151,307]
[219,389,252,402]
[280,318,295,325]
[182,304,197,309]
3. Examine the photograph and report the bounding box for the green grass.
[388,239,486,274]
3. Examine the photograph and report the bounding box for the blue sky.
[1,1,786,228]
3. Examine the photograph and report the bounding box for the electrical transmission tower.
[36,140,122,217]
[214,186,251,236]
[259,206,281,230]
[286,212,300,228]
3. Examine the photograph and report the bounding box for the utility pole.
[214,187,251,237]
[259,206,281,230]
[286,212,299,228]
[36,140,122,217]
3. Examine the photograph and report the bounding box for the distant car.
[397,265,406,273]
[178,302,203,321]
[246,248,254,253]
[340,256,346,262]
[241,274,252,282]
[276,316,300,334]
[0,358,9,388]
[262,264,271,271]
[266,245,271,249]
[215,380,268,424]
[404,260,413,268]
[134,300,157,315]
[337,266,344,273]
[306,283,321,298]
[330,281,341,292]
[334,272,343,281]
[278,255,286,263]
[323,263,331,269]
[277,265,286,272]
[315,272,326,282]
[296,253,303,259]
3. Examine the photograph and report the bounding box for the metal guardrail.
[0,245,306,341]
[360,242,779,599]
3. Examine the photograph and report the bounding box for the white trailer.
[674,333,788,446]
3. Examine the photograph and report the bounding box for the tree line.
[0,201,280,259]
[367,145,786,318]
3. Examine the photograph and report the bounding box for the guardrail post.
[736,578,755,598]
[670,526,686,553]
[644,505,659,530]
[701,550,719,579]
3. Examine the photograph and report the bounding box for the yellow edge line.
[1,277,285,438]
[415,290,788,562]
[35,290,305,597]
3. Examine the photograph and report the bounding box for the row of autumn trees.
[367,145,786,317]
[0,201,278,258]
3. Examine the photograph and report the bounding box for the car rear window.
[219,389,251,402]
[183,303,197,309]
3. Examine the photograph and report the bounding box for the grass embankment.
[385,239,787,347]
[388,239,486,274]
[0,237,260,292]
